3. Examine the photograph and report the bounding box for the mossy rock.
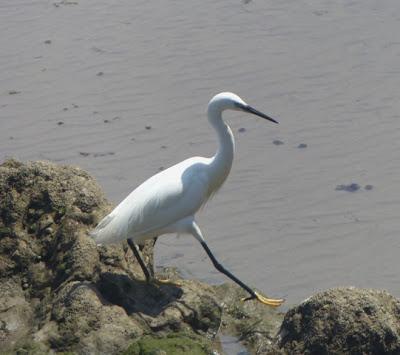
[122,333,212,355]
[276,287,400,354]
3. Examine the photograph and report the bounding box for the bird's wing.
[90,158,210,244]
[126,160,209,237]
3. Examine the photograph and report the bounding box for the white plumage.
[91,156,211,245]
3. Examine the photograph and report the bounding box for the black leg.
[200,241,257,300]
[127,239,152,283]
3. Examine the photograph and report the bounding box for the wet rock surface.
[216,284,285,354]
[0,159,283,354]
[275,287,400,355]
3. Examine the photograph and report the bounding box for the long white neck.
[207,105,235,194]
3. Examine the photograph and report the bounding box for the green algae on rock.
[121,333,212,355]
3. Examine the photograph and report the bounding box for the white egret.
[91,92,284,307]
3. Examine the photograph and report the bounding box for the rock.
[0,159,155,353]
[122,333,212,355]
[276,287,400,354]
[50,281,143,354]
[0,278,33,350]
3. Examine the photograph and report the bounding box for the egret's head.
[208,92,278,124]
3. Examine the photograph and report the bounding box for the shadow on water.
[95,272,183,316]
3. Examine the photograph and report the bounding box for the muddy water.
[1,0,400,307]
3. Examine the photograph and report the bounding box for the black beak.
[235,102,279,124]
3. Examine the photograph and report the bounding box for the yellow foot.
[241,291,284,307]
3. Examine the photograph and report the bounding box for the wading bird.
[91,92,284,307]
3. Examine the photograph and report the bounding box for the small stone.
[38,214,54,232]
[313,10,328,16]
[44,39,52,44]
[346,183,360,192]
[145,125,152,130]
[335,183,360,192]
[91,46,105,53]
[79,152,90,157]
[104,258,115,265]
[57,121,64,125]
[63,107,68,111]
[104,119,110,123]
[273,140,284,145]
[93,152,115,157]
[298,143,307,149]
[238,127,246,133]
[96,71,104,76]
[8,90,21,95]
[364,185,374,191]
[161,145,167,149]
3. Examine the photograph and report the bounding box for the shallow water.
[1,0,400,307]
